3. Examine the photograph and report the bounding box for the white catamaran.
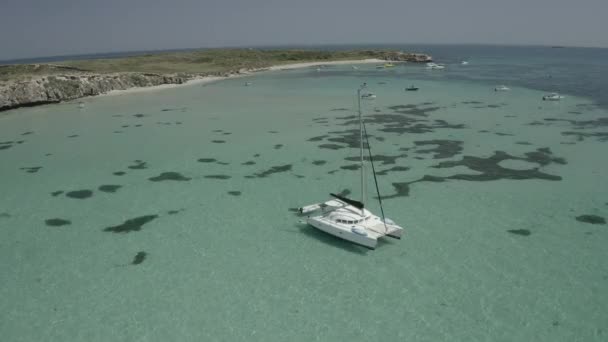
[298,84,404,249]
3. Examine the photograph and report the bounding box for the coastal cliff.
[0,72,193,111]
[0,49,431,112]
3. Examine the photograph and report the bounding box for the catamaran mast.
[357,85,365,214]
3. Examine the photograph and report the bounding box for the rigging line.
[362,120,388,233]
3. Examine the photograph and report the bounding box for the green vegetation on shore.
[0,48,431,111]
[0,49,427,82]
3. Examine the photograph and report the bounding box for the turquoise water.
[1,54,608,341]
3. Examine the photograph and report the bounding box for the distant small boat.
[426,62,445,70]
[78,102,85,108]
[244,82,252,86]
[375,65,384,69]
[316,67,321,72]
[361,93,377,99]
[384,63,395,68]
[405,86,419,91]
[461,61,469,65]
[352,66,359,70]
[542,93,564,101]
[494,85,510,92]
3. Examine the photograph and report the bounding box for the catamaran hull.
[387,231,402,239]
[307,219,377,249]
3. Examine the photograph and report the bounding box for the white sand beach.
[267,58,385,70]
[101,59,385,97]
[100,75,239,97]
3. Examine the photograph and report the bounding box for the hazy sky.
[1,0,606,60]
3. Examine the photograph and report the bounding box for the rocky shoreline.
[0,72,197,111]
[0,51,431,112]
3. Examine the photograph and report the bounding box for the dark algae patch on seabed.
[414,140,463,159]
[204,174,232,179]
[507,229,531,236]
[45,218,71,227]
[103,215,158,233]
[131,251,147,265]
[576,215,606,225]
[65,190,93,199]
[20,166,42,173]
[98,185,122,193]
[383,148,566,199]
[128,160,148,170]
[252,164,293,178]
[148,172,191,182]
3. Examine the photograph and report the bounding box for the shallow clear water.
[1,48,607,341]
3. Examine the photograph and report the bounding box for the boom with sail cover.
[329,193,364,209]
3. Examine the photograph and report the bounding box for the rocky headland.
[0,50,431,112]
[0,71,195,111]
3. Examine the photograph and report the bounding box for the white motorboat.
[542,93,564,101]
[426,62,445,70]
[360,93,376,99]
[298,84,404,249]
[352,66,359,70]
[494,85,510,92]
[461,61,469,65]
[244,82,253,86]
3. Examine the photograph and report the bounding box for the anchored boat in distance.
[542,93,564,101]
[426,62,445,70]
